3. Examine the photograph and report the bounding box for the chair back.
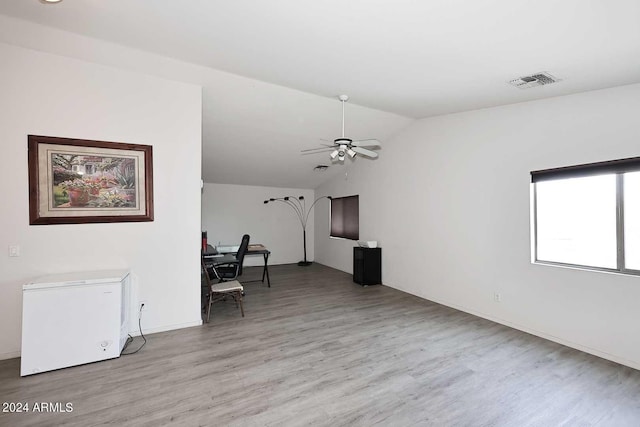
[236,234,250,276]
[201,254,214,287]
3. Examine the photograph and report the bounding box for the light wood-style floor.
[1,263,640,426]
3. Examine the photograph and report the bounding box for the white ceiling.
[1,0,639,188]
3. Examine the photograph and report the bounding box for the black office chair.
[205,234,250,282]
[203,234,249,282]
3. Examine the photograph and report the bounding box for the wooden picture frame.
[28,135,154,225]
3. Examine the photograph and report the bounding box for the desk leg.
[262,253,271,287]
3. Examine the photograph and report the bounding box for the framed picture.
[28,135,154,225]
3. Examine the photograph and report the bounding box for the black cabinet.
[353,247,381,286]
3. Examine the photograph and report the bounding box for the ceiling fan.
[301,95,381,162]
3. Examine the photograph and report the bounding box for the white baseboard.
[0,350,21,361]
[0,319,204,361]
[129,319,202,337]
[387,281,640,371]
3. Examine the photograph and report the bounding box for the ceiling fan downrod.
[339,94,349,139]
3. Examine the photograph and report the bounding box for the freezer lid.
[24,269,130,290]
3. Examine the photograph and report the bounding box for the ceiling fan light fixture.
[300,95,381,161]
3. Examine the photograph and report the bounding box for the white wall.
[0,42,202,359]
[315,83,640,369]
[202,183,317,266]
[0,14,413,190]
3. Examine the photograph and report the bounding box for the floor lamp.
[264,195,332,266]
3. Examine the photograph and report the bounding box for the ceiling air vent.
[314,165,329,172]
[508,72,561,89]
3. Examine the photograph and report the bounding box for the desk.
[204,244,271,287]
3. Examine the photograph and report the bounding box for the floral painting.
[29,135,154,225]
[52,155,137,208]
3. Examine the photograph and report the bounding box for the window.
[531,156,640,275]
[330,195,359,240]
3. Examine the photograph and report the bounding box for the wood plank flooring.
[1,263,640,426]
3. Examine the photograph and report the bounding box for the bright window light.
[624,171,640,270]
[531,156,640,275]
[536,175,617,268]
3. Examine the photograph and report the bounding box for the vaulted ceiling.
[1,0,639,188]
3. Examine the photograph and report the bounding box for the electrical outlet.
[493,292,501,302]
[8,245,20,257]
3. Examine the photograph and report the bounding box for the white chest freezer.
[21,269,130,376]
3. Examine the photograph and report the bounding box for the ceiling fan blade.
[300,147,334,153]
[316,139,337,148]
[352,139,381,147]
[352,146,378,158]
